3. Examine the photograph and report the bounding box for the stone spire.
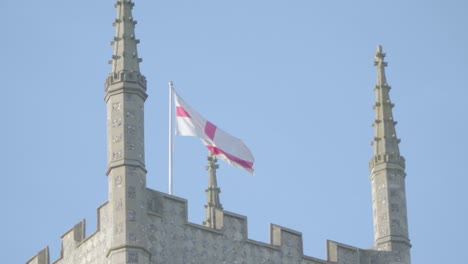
[370,45,411,264]
[110,0,142,74]
[372,45,400,156]
[105,1,150,263]
[203,154,224,229]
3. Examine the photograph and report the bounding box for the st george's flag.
[174,91,254,175]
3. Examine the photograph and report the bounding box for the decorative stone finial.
[376,44,383,54]
[204,153,223,229]
[206,154,219,172]
[374,45,387,66]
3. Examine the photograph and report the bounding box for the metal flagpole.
[168,81,174,195]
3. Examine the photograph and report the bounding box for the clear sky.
[2,0,467,263]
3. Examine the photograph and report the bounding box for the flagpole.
[168,81,174,195]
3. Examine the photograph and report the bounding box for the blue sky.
[2,0,467,263]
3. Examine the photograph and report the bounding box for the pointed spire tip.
[374,44,386,64]
[376,45,383,54]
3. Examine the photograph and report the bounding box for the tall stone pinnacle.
[110,0,142,74]
[203,154,223,229]
[105,0,147,175]
[371,45,401,158]
[105,1,150,263]
[370,45,411,264]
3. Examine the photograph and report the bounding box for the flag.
[174,91,255,175]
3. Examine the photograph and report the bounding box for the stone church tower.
[27,1,411,263]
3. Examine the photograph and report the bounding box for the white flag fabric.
[174,91,255,175]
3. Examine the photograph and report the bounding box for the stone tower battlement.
[27,186,410,264]
[28,188,338,264]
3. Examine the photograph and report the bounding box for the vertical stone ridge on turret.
[370,45,411,264]
[203,154,224,229]
[105,0,150,263]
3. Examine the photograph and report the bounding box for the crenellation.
[146,190,165,216]
[144,190,333,263]
[73,219,86,243]
[27,247,50,264]
[271,225,304,262]
[46,202,110,264]
[222,210,249,241]
[59,219,86,258]
[30,181,408,263]
[161,194,189,225]
[145,188,338,263]
[327,240,362,264]
[270,224,303,253]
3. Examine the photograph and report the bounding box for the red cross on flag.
[174,91,255,175]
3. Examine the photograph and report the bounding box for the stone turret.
[203,154,224,229]
[370,45,411,263]
[105,0,150,263]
